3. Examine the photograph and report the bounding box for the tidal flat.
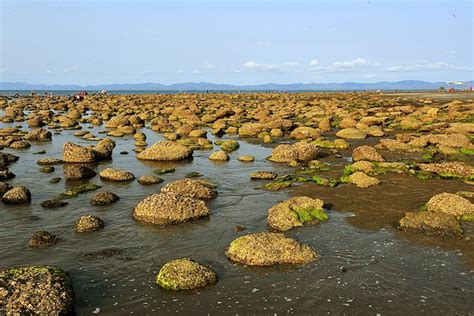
[0,91,473,315]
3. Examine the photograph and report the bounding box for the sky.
[0,0,472,85]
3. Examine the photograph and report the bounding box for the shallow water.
[1,120,473,315]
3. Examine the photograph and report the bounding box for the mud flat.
[0,91,472,314]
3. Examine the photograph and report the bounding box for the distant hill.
[1,80,472,91]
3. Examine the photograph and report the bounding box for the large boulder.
[132,192,210,225]
[24,128,52,141]
[156,258,217,290]
[268,142,319,163]
[62,142,96,163]
[28,231,60,248]
[2,186,31,204]
[208,150,230,161]
[225,232,317,266]
[336,128,367,139]
[348,172,380,188]
[268,196,327,231]
[417,162,474,179]
[352,145,384,162]
[99,168,135,182]
[93,138,116,160]
[0,266,74,315]
[160,179,217,200]
[238,123,266,137]
[426,193,474,218]
[399,211,463,237]
[290,127,320,140]
[90,191,120,206]
[74,215,104,233]
[64,165,97,180]
[136,141,193,161]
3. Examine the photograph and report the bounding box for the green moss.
[461,213,474,222]
[419,204,428,212]
[339,175,351,183]
[59,183,101,199]
[293,207,328,223]
[342,164,354,176]
[220,140,240,152]
[414,171,432,180]
[154,168,175,175]
[308,160,330,171]
[459,148,474,155]
[263,181,293,191]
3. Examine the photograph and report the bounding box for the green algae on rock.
[156,258,217,291]
[268,196,327,231]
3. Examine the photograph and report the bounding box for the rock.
[49,177,62,184]
[208,150,229,161]
[0,182,13,198]
[132,192,210,225]
[153,168,175,175]
[2,186,31,204]
[24,128,52,141]
[136,141,193,161]
[105,115,129,128]
[138,175,163,185]
[268,196,327,231]
[37,158,63,165]
[9,141,31,149]
[290,127,320,140]
[336,128,367,139]
[156,258,217,290]
[350,161,374,173]
[63,142,96,163]
[40,166,55,173]
[74,215,104,233]
[99,168,135,181]
[225,232,317,266]
[238,123,266,137]
[220,139,240,152]
[399,211,462,237]
[90,191,120,206]
[28,231,60,248]
[161,178,217,200]
[93,138,116,160]
[238,155,255,162]
[417,162,474,179]
[250,171,277,180]
[0,266,74,315]
[64,165,97,180]
[268,142,319,163]
[0,168,15,181]
[40,199,68,208]
[426,193,474,218]
[348,172,380,188]
[352,145,384,162]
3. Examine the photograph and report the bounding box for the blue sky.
[0,0,472,85]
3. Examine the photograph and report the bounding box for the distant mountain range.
[0,80,472,91]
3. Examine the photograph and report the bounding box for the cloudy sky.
[1,0,472,85]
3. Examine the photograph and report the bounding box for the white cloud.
[387,61,462,72]
[243,61,281,71]
[333,57,370,69]
[256,41,271,47]
[63,66,79,73]
[309,57,379,72]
